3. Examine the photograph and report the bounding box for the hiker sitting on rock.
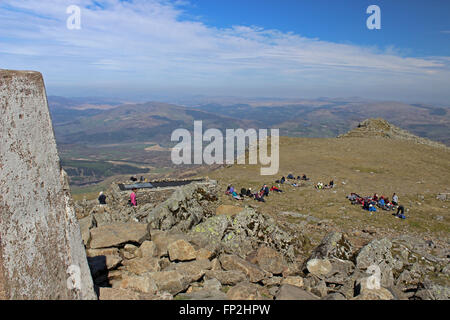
[98,191,107,205]
[246,188,254,198]
[261,184,270,197]
[225,185,235,195]
[302,174,309,181]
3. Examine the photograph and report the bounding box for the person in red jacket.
[270,186,283,192]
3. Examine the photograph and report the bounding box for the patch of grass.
[209,136,450,239]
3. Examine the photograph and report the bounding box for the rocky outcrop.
[89,223,149,249]
[190,207,308,261]
[0,70,96,300]
[338,118,448,149]
[72,178,448,301]
[144,181,219,231]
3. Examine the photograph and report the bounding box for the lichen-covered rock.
[355,238,403,288]
[323,259,355,284]
[226,282,265,300]
[118,274,158,294]
[306,258,333,276]
[195,248,214,260]
[166,259,212,282]
[281,276,304,288]
[150,230,186,258]
[310,279,328,297]
[215,205,244,216]
[90,205,113,227]
[176,278,226,300]
[122,256,161,275]
[204,270,247,285]
[177,289,227,300]
[145,182,219,231]
[353,286,395,300]
[309,232,353,261]
[148,271,190,295]
[219,254,269,283]
[322,293,346,300]
[99,287,142,300]
[168,239,196,262]
[190,207,306,261]
[414,281,450,300]
[254,246,286,275]
[136,241,158,258]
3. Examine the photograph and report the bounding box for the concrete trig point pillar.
[0,69,96,299]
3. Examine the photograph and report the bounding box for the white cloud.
[0,0,449,102]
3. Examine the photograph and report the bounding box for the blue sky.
[1,0,449,103]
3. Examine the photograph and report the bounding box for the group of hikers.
[99,174,407,221]
[97,187,138,207]
[130,175,148,182]
[225,173,314,203]
[315,180,334,189]
[347,192,406,219]
[275,173,310,185]
[225,184,283,202]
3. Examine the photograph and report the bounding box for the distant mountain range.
[49,96,450,146]
[48,96,449,186]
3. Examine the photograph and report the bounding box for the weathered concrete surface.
[0,70,96,299]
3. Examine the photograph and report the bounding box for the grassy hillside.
[207,135,450,243]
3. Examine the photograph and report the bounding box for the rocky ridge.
[338,118,448,149]
[76,180,449,300]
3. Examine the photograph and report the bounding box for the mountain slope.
[207,121,450,243]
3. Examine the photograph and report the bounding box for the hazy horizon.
[2,0,450,104]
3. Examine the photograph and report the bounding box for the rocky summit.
[1,69,448,301]
[76,178,449,300]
